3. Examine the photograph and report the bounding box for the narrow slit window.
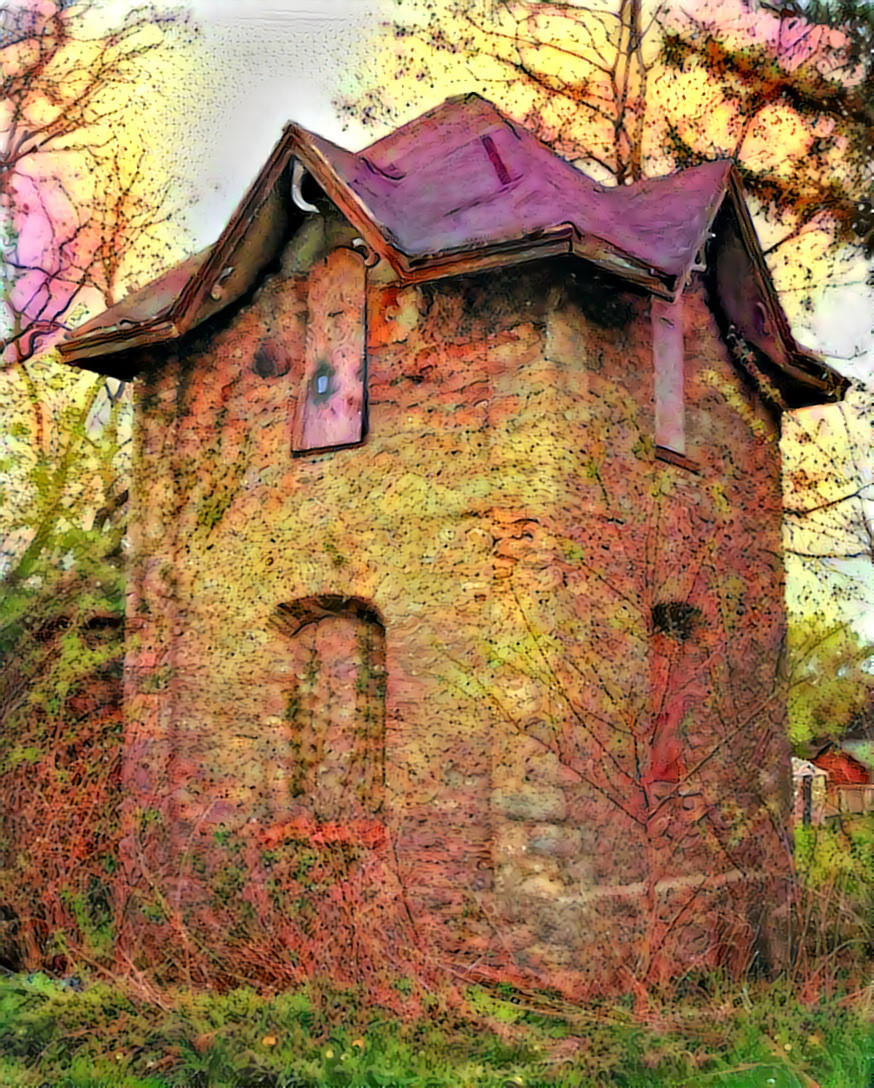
[652,294,685,456]
[292,247,367,453]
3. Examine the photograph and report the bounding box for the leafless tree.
[783,387,874,619]
[0,0,195,365]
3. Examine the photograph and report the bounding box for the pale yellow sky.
[142,0,870,386]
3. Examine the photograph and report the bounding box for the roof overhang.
[719,169,847,405]
[56,97,849,406]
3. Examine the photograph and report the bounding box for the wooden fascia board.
[773,354,836,394]
[171,129,299,333]
[723,167,847,400]
[291,133,672,294]
[394,229,574,284]
[64,132,836,391]
[374,230,666,293]
[56,319,177,366]
[288,130,405,273]
[724,167,827,378]
[570,236,673,296]
[724,168,797,344]
[55,130,300,369]
[290,140,571,283]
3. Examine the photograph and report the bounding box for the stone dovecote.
[56,95,848,993]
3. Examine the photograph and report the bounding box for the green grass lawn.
[0,971,871,1087]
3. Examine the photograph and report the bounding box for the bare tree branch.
[0,0,196,366]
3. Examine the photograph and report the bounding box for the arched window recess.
[269,596,387,853]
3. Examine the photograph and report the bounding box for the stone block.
[492,786,567,822]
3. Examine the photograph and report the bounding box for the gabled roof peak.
[57,94,847,405]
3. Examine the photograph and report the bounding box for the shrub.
[792,819,874,989]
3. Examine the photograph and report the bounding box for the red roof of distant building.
[812,749,870,785]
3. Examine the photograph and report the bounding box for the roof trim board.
[56,93,849,405]
[173,129,298,333]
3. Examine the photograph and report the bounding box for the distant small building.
[791,758,829,826]
[810,745,874,817]
[57,94,848,990]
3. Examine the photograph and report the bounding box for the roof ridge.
[54,93,848,405]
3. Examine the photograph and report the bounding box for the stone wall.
[121,235,791,990]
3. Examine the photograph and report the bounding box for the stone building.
[59,95,847,990]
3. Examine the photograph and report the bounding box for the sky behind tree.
[144,0,389,244]
[126,0,870,387]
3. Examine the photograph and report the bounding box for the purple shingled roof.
[306,95,728,280]
[56,93,847,405]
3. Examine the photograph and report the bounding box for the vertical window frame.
[652,293,686,459]
[292,247,368,454]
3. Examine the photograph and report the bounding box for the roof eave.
[56,127,302,373]
[55,119,850,407]
[56,319,178,373]
[290,128,676,293]
[289,127,404,273]
[788,344,850,405]
[171,127,299,333]
[721,166,849,405]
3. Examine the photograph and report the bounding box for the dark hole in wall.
[651,601,701,640]
[252,339,290,378]
[563,263,637,329]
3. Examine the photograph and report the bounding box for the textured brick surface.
[122,237,791,989]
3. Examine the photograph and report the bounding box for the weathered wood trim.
[652,294,686,455]
[56,319,177,368]
[655,446,700,474]
[292,247,368,453]
[174,129,298,326]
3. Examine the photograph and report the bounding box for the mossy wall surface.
[123,238,790,988]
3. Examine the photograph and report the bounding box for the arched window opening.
[273,597,386,827]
